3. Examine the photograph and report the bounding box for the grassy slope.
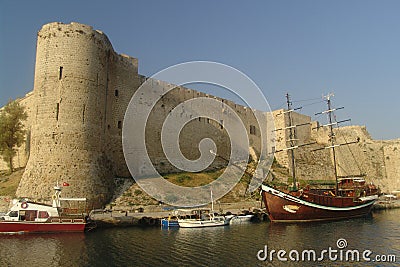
[163,169,225,187]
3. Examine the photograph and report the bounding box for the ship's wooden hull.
[261,184,376,222]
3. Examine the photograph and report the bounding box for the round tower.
[17,22,115,206]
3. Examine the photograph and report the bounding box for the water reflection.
[0,210,398,267]
[0,233,86,267]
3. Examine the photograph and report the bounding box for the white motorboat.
[227,214,254,224]
[178,212,231,228]
[178,190,232,228]
[0,184,94,233]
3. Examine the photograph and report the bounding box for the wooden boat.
[0,184,95,233]
[261,93,379,222]
[261,184,377,222]
[178,191,232,228]
[178,211,231,228]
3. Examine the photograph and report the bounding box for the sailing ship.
[0,184,95,233]
[261,93,379,222]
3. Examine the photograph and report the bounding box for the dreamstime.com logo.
[122,61,275,207]
[257,238,397,263]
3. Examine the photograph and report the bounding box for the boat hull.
[261,185,376,222]
[178,219,230,228]
[161,218,179,228]
[0,220,86,233]
[227,214,254,224]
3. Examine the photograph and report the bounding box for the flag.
[63,182,70,186]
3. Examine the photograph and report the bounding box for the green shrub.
[176,174,192,184]
[134,189,142,195]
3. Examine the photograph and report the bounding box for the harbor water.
[0,209,398,267]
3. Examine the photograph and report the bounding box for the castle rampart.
[16,22,134,204]
[12,22,266,206]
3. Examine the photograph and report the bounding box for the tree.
[0,100,28,173]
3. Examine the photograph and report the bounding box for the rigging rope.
[332,110,364,175]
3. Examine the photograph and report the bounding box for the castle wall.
[383,142,400,192]
[273,113,399,193]
[272,109,314,177]
[16,22,124,204]
[310,126,399,193]
[103,50,141,178]
[8,22,269,206]
[131,83,265,175]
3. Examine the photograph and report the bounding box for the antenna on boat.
[52,182,62,208]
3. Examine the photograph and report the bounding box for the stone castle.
[1,22,399,206]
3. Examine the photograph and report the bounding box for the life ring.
[21,202,28,209]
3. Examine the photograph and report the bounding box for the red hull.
[0,221,86,233]
[261,185,376,222]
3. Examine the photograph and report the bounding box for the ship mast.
[313,93,361,195]
[273,94,315,191]
[286,93,298,191]
[325,93,339,194]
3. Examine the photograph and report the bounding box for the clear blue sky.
[1,0,399,140]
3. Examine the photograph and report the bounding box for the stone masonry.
[10,22,265,207]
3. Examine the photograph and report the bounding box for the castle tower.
[17,22,116,206]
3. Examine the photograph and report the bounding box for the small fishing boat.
[0,184,95,233]
[178,191,232,228]
[178,211,231,228]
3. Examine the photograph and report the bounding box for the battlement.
[38,22,113,49]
